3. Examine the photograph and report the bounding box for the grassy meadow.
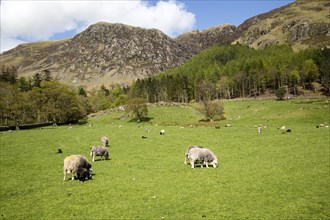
[0,98,329,219]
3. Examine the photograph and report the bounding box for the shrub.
[275,87,287,100]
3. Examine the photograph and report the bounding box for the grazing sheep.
[185,146,218,169]
[101,136,109,147]
[257,126,261,133]
[184,146,202,165]
[63,155,92,181]
[90,146,109,162]
[160,129,165,135]
[215,125,220,129]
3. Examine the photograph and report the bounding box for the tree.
[0,83,31,129]
[289,70,300,96]
[275,87,286,100]
[32,73,42,87]
[17,76,32,92]
[197,100,224,121]
[0,65,17,84]
[302,59,319,91]
[125,98,148,122]
[40,81,86,125]
[78,87,87,97]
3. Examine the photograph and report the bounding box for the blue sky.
[1,0,294,53]
[185,0,294,29]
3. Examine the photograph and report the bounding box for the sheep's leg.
[191,160,195,169]
[63,169,68,181]
[205,162,209,168]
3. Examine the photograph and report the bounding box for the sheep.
[101,136,109,147]
[56,149,62,154]
[184,146,202,165]
[160,129,165,135]
[185,146,218,169]
[63,155,92,181]
[257,126,261,133]
[90,146,109,162]
[215,125,220,129]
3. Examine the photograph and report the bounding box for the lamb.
[90,146,109,162]
[101,136,109,147]
[160,129,165,135]
[63,155,92,181]
[185,146,218,169]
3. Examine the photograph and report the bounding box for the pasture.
[0,98,329,219]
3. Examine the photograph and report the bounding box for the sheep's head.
[104,151,109,159]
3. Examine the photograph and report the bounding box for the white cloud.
[0,0,196,53]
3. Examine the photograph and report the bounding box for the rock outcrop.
[1,22,194,88]
[175,24,237,53]
[233,0,330,50]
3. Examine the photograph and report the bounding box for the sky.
[0,0,294,53]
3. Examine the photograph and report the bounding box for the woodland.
[0,44,329,127]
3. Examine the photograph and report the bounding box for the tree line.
[0,68,128,128]
[130,44,329,103]
[1,44,329,127]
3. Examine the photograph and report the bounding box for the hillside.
[0,22,194,89]
[233,0,330,50]
[175,24,237,53]
[0,0,329,89]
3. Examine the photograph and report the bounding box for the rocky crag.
[232,0,330,50]
[1,23,195,88]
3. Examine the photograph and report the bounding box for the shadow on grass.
[92,158,111,162]
[128,117,153,123]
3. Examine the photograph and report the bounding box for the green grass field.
[0,98,329,219]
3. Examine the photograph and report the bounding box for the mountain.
[176,0,329,51]
[175,24,237,53]
[232,0,330,50]
[0,22,194,89]
[1,0,329,89]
